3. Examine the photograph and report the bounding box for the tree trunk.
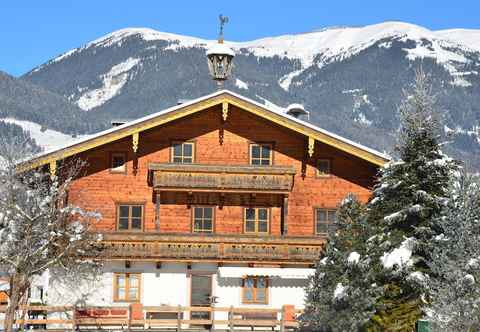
[4,275,29,332]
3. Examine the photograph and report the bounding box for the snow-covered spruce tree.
[0,139,103,332]
[301,194,382,332]
[428,172,480,331]
[365,68,459,331]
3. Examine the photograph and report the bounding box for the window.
[317,159,331,177]
[244,208,269,234]
[242,276,268,304]
[315,209,337,234]
[250,144,272,166]
[114,273,141,302]
[117,205,143,231]
[193,207,214,233]
[110,152,127,173]
[171,142,194,163]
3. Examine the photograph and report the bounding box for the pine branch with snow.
[427,172,480,331]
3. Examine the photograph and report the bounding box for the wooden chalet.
[13,88,388,330]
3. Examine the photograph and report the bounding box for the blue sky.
[1,0,479,76]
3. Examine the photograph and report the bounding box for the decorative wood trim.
[132,132,139,153]
[49,160,57,179]
[17,94,387,174]
[155,192,161,231]
[282,195,289,235]
[222,101,229,121]
[307,137,315,158]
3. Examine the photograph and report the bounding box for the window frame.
[242,276,269,304]
[316,159,332,177]
[116,203,145,232]
[191,206,215,233]
[314,208,337,235]
[249,143,274,166]
[170,140,196,164]
[243,207,270,235]
[110,152,127,174]
[113,273,141,303]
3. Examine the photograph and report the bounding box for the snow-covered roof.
[206,43,235,57]
[19,90,389,170]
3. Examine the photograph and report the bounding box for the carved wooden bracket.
[132,132,139,153]
[307,136,315,157]
[222,101,229,121]
[49,160,57,179]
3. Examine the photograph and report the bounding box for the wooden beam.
[155,192,161,231]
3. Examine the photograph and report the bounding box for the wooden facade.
[16,90,387,317]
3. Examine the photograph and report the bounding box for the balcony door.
[190,274,212,324]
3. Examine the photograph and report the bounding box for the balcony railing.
[148,163,296,194]
[100,232,324,264]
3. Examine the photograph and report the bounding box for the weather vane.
[218,14,229,43]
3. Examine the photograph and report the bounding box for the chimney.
[286,103,309,121]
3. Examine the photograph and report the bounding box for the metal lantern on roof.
[207,15,235,87]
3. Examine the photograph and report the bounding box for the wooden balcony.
[148,163,296,194]
[100,233,325,264]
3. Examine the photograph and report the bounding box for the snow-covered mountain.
[15,22,480,166]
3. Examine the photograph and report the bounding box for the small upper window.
[317,159,331,177]
[193,207,214,233]
[250,144,272,166]
[315,209,337,234]
[111,152,127,173]
[172,142,194,164]
[117,205,143,231]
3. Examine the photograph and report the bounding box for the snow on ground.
[0,118,80,151]
[77,57,140,111]
[235,78,249,90]
[381,237,415,269]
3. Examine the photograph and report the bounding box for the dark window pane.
[261,159,270,165]
[194,208,203,219]
[203,220,212,232]
[119,206,129,218]
[261,146,271,159]
[173,157,182,163]
[194,219,202,231]
[131,218,142,229]
[183,143,193,157]
[183,157,193,164]
[246,219,256,232]
[112,155,125,168]
[251,146,260,158]
[316,210,327,222]
[318,160,330,174]
[119,218,129,230]
[173,144,182,157]
[245,208,255,220]
[244,288,253,301]
[258,220,268,233]
[257,277,267,288]
[329,210,337,222]
[256,289,266,302]
[316,222,328,234]
[204,207,213,219]
[258,209,268,221]
[132,206,142,218]
[251,159,261,165]
[245,277,254,288]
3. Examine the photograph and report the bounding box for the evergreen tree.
[301,194,381,332]
[428,172,480,331]
[366,68,459,331]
